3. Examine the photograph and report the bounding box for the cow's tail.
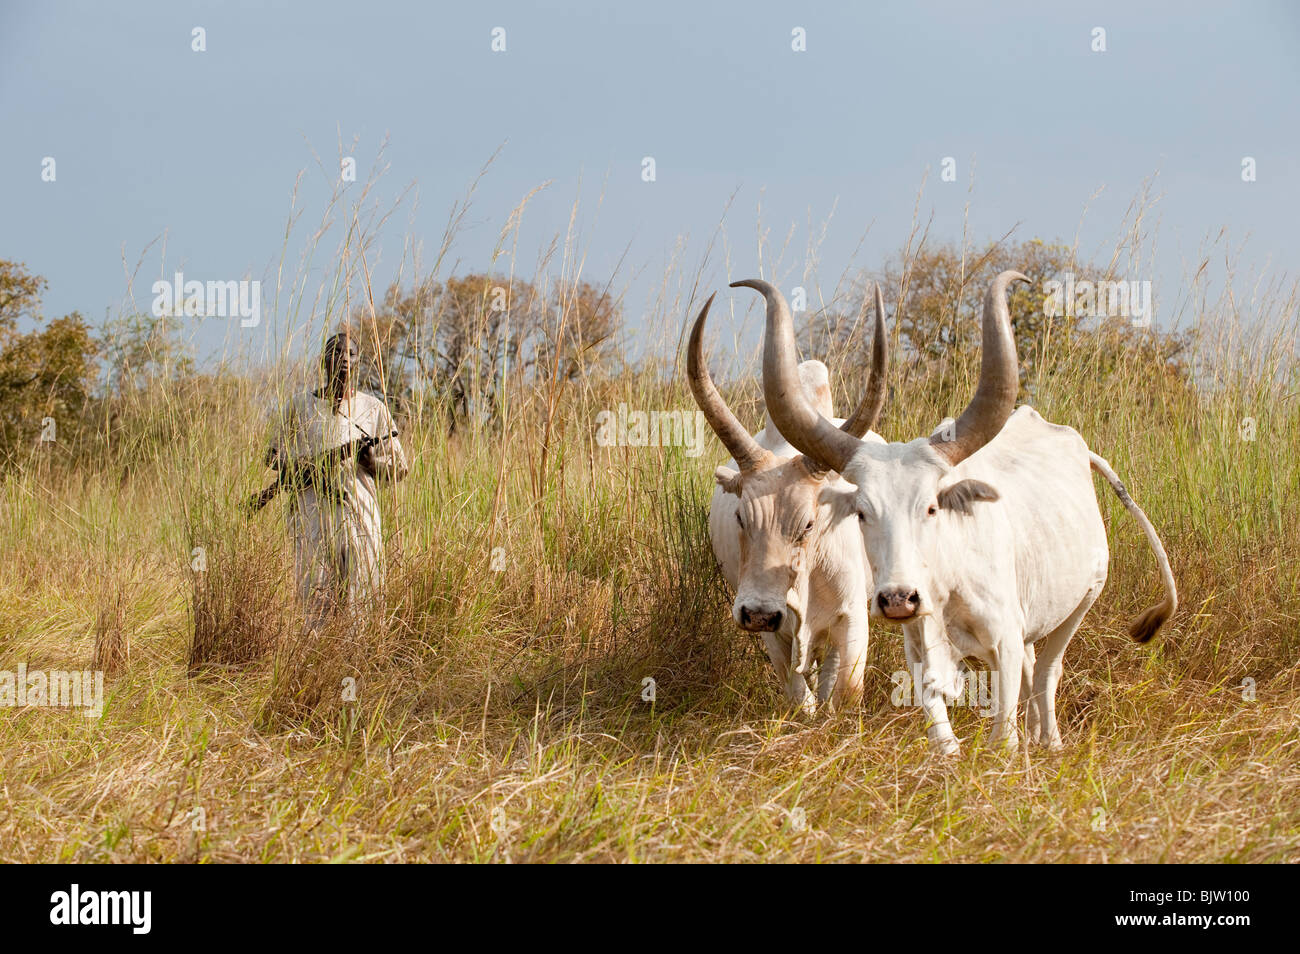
[1089,453,1178,643]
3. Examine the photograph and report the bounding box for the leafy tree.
[99,311,195,393]
[804,238,1189,402]
[0,261,98,462]
[344,273,620,432]
[536,279,618,384]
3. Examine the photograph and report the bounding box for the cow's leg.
[759,629,793,688]
[790,625,820,714]
[1022,643,1040,742]
[816,638,840,707]
[988,632,1025,749]
[904,616,960,755]
[762,630,815,714]
[1031,587,1100,749]
[821,609,867,711]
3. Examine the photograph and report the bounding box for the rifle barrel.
[245,428,399,516]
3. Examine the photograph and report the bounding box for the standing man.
[265,331,409,629]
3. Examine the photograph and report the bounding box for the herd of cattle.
[688,271,1178,753]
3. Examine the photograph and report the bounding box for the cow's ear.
[936,479,1000,515]
[714,466,743,496]
[819,485,858,520]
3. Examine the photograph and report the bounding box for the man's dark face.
[322,336,357,392]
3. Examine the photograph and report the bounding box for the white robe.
[268,389,409,629]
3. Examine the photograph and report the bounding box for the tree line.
[0,239,1192,468]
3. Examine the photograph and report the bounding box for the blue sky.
[2,0,1297,367]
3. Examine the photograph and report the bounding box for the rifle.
[244,427,399,515]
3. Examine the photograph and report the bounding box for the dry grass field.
[1,186,1297,864]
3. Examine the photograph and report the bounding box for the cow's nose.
[876,588,921,620]
[739,606,784,632]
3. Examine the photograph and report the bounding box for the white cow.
[743,272,1178,751]
[688,289,886,712]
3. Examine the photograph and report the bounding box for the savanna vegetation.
[1,172,1296,862]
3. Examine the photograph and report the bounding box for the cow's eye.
[927,504,938,517]
[735,511,744,529]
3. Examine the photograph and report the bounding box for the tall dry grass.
[0,166,1296,862]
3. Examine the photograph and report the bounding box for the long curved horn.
[734,279,863,474]
[930,270,1029,465]
[687,292,768,471]
[838,282,889,439]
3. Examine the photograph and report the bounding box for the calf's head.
[740,272,1028,622]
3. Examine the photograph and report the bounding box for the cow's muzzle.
[738,604,784,633]
[876,587,921,621]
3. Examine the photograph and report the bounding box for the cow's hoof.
[930,736,960,757]
[788,700,817,719]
